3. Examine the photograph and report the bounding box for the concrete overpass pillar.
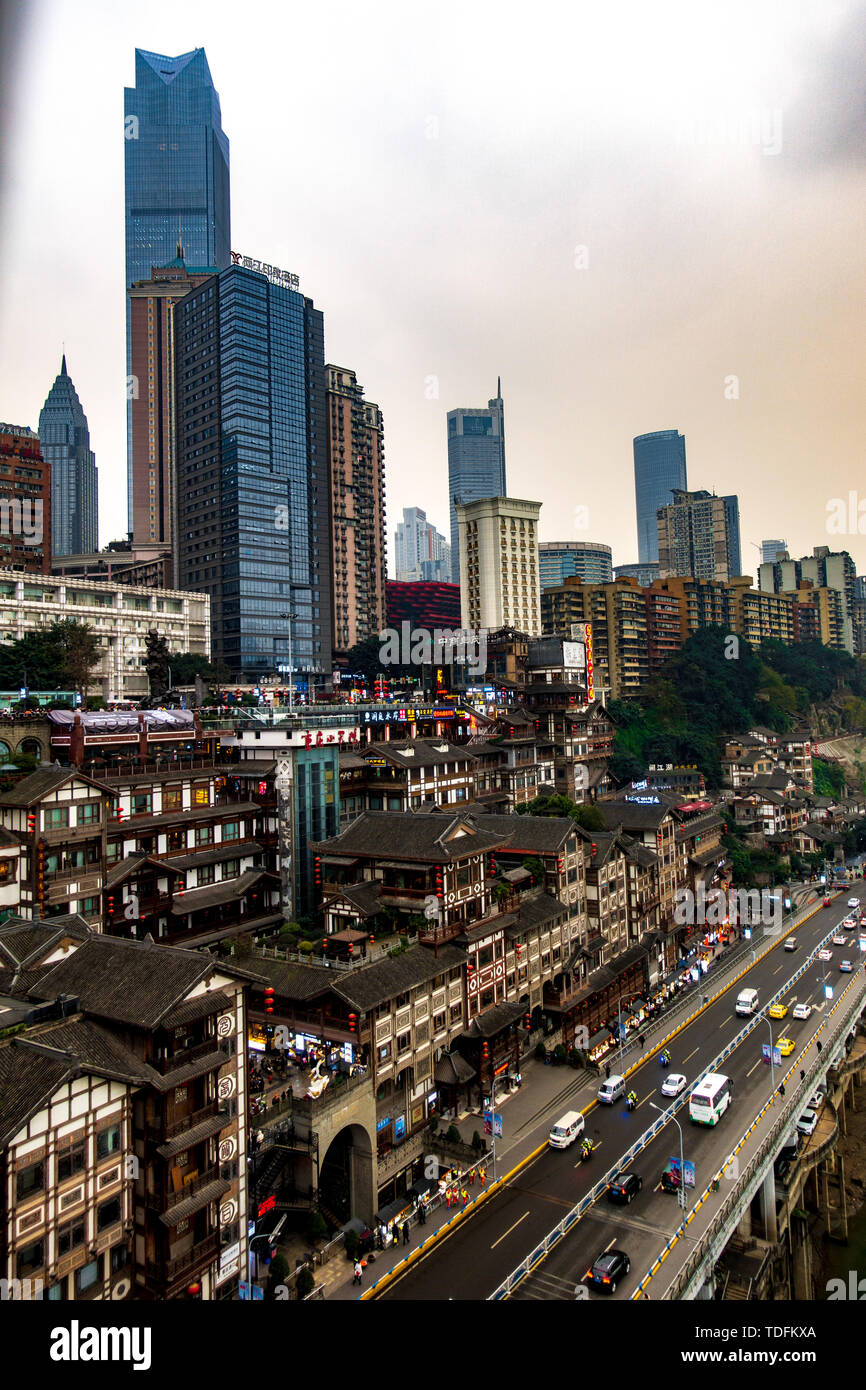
[839,1087,848,1137]
[759,1169,778,1243]
[737,1206,752,1239]
[792,1219,812,1299]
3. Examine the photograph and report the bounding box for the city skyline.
[1,2,866,581]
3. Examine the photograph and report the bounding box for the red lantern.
[264,986,275,1016]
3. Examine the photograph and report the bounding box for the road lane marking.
[490,1210,530,1250]
[746,1057,763,1077]
[683,1048,699,1063]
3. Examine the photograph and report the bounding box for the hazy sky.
[1,0,865,576]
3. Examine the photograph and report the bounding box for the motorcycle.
[626,1095,636,1112]
[580,1142,594,1163]
[660,1052,670,1068]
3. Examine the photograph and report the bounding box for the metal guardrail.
[644,967,866,1302]
[486,904,848,1301]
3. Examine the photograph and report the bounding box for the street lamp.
[488,1073,506,1183]
[278,612,298,715]
[614,989,644,1072]
[650,1101,688,1212]
[760,1012,776,1097]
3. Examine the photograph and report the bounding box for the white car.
[797,1109,819,1137]
[848,898,860,909]
[833,934,846,946]
[818,949,833,961]
[661,1073,687,1098]
[844,917,858,930]
[792,1002,812,1020]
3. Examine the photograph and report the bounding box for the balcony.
[153,1037,228,1075]
[145,1099,220,1145]
[144,1165,222,1214]
[144,1230,220,1289]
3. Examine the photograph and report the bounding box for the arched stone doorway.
[319,1123,374,1228]
[18,738,43,759]
[0,741,10,760]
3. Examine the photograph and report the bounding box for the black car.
[773,1156,792,1184]
[585,1249,630,1294]
[607,1171,642,1205]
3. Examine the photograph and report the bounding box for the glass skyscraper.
[173,264,332,686]
[124,48,231,528]
[539,542,613,588]
[38,357,98,556]
[447,383,506,584]
[633,429,688,564]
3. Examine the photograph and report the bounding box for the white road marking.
[490,1210,530,1250]
[683,1048,699,1064]
[746,1057,763,1077]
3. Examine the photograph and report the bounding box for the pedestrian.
[353,1260,363,1286]
[469,1168,475,1185]
[479,1167,486,1185]
[462,1187,469,1205]
[639,1034,645,1051]
[605,1063,610,1080]
[418,1203,426,1226]
[402,1221,410,1246]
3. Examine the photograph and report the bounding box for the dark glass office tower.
[124,48,231,528]
[633,429,687,565]
[447,382,506,584]
[173,264,332,688]
[38,356,98,556]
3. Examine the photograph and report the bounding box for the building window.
[57,1141,86,1183]
[195,825,214,846]
[45,808,69,830]
[223,821,239,841]
[17,1239,44,1278]
[197,865,215,886]
[163,785,183,812]
[132,793,152,816]
[97,1196,122,1232]
[167,828,185,851]
[75,1258,101,1295]
[96,1125,121,1161]
[110,1244,130,1275]
[58,1216,86,1256]
[16,1160,44,1200]
[223,859,240,878]
[77,802,100,826]
[192,783,210,807]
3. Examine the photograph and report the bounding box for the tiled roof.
[312,811,509,863]
[29,934,216,1028]
[0,916,92,972]
[323,880,382,917]
[169,868,271,915]
[333,944,466,1012]
[0,767,112,806]
[0,1044,72,1145]
[470,813,577,853]
[461,999,524,1038]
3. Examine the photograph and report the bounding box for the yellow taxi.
[768,1001,788,1020]
[777,1037,796,1057]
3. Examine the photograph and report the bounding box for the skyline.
[1,1,865,578]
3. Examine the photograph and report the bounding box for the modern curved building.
[633,429,687,564]
[539,541,613,588]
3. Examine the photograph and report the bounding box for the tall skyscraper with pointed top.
[124,48,231,532]
[447,380,506,584]
[38,357,98,556]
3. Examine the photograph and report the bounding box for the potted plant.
[553,1044,567,1066]
[296,1266,316,1299]
[534,1041,547,1062]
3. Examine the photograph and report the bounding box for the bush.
[553,1044,567,1065]
[428,1116,439,1135]
[471,1130,484,1153]
[568,1048,583,1069]
[307,1210,327,1243]
[445,1123,462,1144]
[534,1042,547,1061]
[298,939,314,954]
[269,1253,290,1285]
[296,1266,316,1299]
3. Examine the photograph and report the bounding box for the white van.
[735,987,759,1017]
[597,1075,626,1104]
[548,1110,585,1149]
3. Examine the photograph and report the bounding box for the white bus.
[689,1072,733,1126]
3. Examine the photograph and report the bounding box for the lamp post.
[488,1072,505,1183]
[278,612,298,715]
[614,989,644,1072]
[760,1012,776,1097]
[650,1101,688,1212]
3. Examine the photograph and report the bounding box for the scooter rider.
[580,1136,594,1159]
[626,1089,638,1110]
[660,1049,671,1068]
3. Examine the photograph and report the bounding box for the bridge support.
[791,1214,812,1299]
[758,1170,777,1243]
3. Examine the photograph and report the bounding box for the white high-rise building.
[394,507,450,582]
[456,496,542,634]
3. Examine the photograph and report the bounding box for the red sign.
[257,1194,276,1218]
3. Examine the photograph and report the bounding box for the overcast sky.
[1,0,865,576]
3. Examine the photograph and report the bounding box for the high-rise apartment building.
[0,427,51,574]
[394,507,450,583]
[447,383,506,583]
[761,539,787,565]
[648,575,729,642]
[540,576,649,699]
[759,547,856,653]
[325,365,387,655]
[124,48,231,530]
[614,561,660,587]
[457,496,541,635]
[174,261,332,688]
[38,358,98,557]
[128,249,217,562]
[539,541,613,588]
[633,429,687,565]
[657,489,741,583]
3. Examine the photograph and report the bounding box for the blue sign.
[668,1155,695,1188]
[394,1116,406,1140]
[483,1109,503,1137]
[763,1043,781,1066]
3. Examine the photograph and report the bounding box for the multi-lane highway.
[377,890,865,1300]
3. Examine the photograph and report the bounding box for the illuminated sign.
[257,1194,276,1218]
[361,707,455,725]
[231,251,299,290]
